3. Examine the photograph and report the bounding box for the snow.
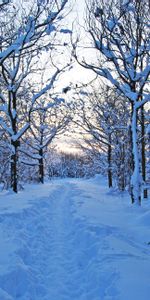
[0,104,7,113]
[107,19,117,31]
[0,176,150,299]
[60,29,72,34]
[46,24,56,35]
[146,124,150,135]
[11,123,30,142]
[0,118,13,136]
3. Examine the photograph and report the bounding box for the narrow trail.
[25,183,108,300]
[0,183,104,300]
[1,180,150,300]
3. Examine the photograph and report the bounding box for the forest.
[1,1,150,300]
[0,0,150,205]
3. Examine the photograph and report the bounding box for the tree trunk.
[39,148,44,183]
[11,140,18,193]
[129,105,135,203]
[141,106,148,198]
[108,134,113,188]
[10,91,19,193]
[120,143,125,191]
[130,104,141,205]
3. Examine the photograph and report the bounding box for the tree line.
[0,0,150,205]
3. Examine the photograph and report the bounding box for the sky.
[3,0,96,154]
[52,0,97,153]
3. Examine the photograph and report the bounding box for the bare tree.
[0,0,69,192]
[73,0,150,204]
[74,85,130,190]
[21,97,71,183]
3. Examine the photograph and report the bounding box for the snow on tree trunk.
[141,107,148,199]
[108,134,112,188]
[130,105,141,205]
[11,141,19,193]
[39,148,44,184]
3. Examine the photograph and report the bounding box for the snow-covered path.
[26,183,102,300]
[0,177,150,300]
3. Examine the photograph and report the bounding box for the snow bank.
[0,177,150,300]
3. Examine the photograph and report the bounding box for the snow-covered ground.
[0,176,150,300]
